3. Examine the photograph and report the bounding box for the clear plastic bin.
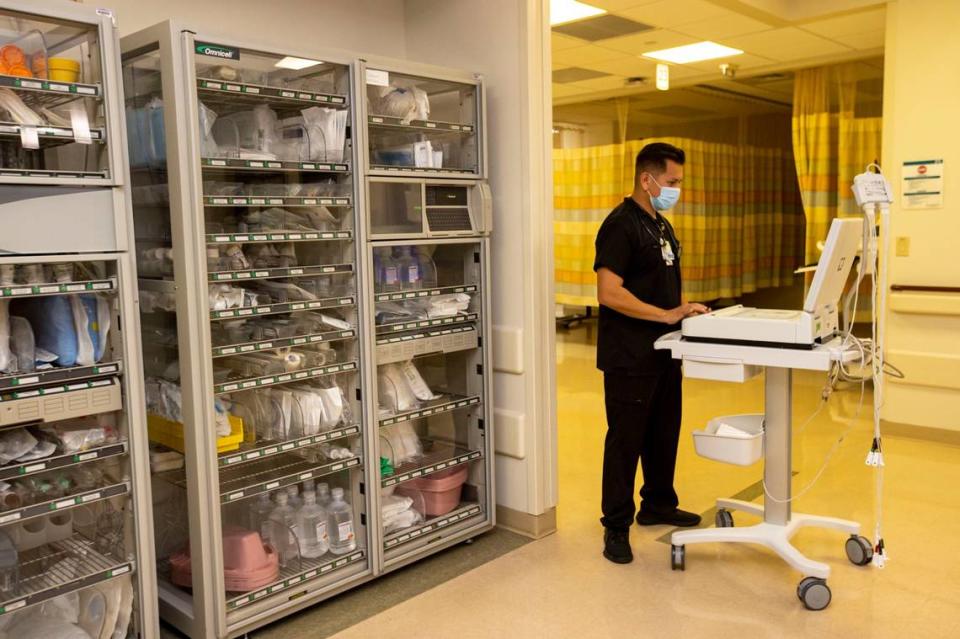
[692,414,764,466]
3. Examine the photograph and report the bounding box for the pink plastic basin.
[169,527,280,592]
[397,464,468,516]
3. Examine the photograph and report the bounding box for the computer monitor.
[803,218,861,313]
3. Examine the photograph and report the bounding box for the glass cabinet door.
[369,240,489,564]
[0,9,112,179]
[365,69,481,177]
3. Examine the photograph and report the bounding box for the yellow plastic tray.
[148,414,244,453]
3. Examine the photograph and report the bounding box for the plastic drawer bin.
[692,414,764,466]
[148,414,244,453]
[396,464,468,516]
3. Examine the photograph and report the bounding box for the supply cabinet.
[120,23,370,638]
[359,61,495,571]
[0,2,156,638]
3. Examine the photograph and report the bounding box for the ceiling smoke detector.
[719,63,738,79]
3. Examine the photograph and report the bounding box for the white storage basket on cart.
[692,414,764,466]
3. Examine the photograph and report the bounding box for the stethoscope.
[634,212,681,266]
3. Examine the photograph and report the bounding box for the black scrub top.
[593,197,682,374]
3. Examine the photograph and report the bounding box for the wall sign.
[902,159,944,209]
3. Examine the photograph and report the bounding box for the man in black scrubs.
[594,143,708,564]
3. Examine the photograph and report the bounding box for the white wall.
[404,0,557,520]
[881,0,960,431]
[78,0,407,56]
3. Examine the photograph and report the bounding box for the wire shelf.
[0,535,133,617]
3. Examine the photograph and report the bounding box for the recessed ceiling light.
[274,56,323,70]
[550,0,606,26]
[642,41,743,64]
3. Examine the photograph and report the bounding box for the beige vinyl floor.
[325,326,960,639]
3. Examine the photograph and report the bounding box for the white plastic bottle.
[326,487,357,555]
[316,482,331,507]
[286,485,302,510]
[268,491,299,566]
[380,249,401,293]
[296,491,329,558]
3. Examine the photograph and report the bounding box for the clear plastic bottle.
[316,482,331,508]
[380,249,400,293]
[395,246,421,290]
[268,491,299,566]
[250,493,273,541]
[296,491,329,558]
[413,246,438,289]
[326,487,357,555]
[286,485,302,510]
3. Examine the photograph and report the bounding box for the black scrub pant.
[600,362,682,532]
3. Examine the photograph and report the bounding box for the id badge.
[660,238,675,266]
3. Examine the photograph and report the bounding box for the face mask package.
[300,106,348,163]
[9,293,110,368]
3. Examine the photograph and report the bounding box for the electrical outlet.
[896,236,910,257]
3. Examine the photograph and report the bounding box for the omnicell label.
[196,42,240,60]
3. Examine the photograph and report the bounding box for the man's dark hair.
[635,142,685,182]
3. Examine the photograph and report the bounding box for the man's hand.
[662,302,710,324]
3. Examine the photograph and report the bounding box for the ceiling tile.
[552,44,625,66]
[579,56,661,76]
[619,0,731,28]
[552,33,585,52]
[801,8,886,39]
[552,14,655,41]
[553,67,612,83]
[840,30,885,50]
[552,83,588,98]
[673,13,773,39]
[601,28,698,54]
[724,27,853,62]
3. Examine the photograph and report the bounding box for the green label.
[195,42,239,60]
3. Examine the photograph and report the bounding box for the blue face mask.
[647,175,681,211]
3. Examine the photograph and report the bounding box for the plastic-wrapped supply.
[410,293,471,319]
[198,100,220,157]
[380,421,423,465]
[377,363,420,413]
[0,87,44,126]
[138,247,174,278]
[125,97,165,168]
[41,419,117,453]
[139,289,177,313]
[241,206,337,233]
[382,494,424,534]
[10,294,109,368]
[208,284,246,311]
[252,280,317,303]
[8,316,35,373]
[399,360,439,401]
[300,107,348,162]
[374,301,422,326]
[213,105,281,160]
[375,81,430,125]
[0,429,37,465]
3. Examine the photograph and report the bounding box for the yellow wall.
[882,0,960,430]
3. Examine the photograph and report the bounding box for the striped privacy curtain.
[554,137,804,306]
[792,62,883,263]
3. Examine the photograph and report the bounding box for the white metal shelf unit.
[0,2,157,636]
[120,23,370,639]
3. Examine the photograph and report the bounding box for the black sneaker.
[636,508,702,527]
[603,529,633,564]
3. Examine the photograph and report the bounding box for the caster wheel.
[845,535,873,566]
[798,577,831,611]
[464,538,475,545]
[671,544,685,571]
[715,509,734,528]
